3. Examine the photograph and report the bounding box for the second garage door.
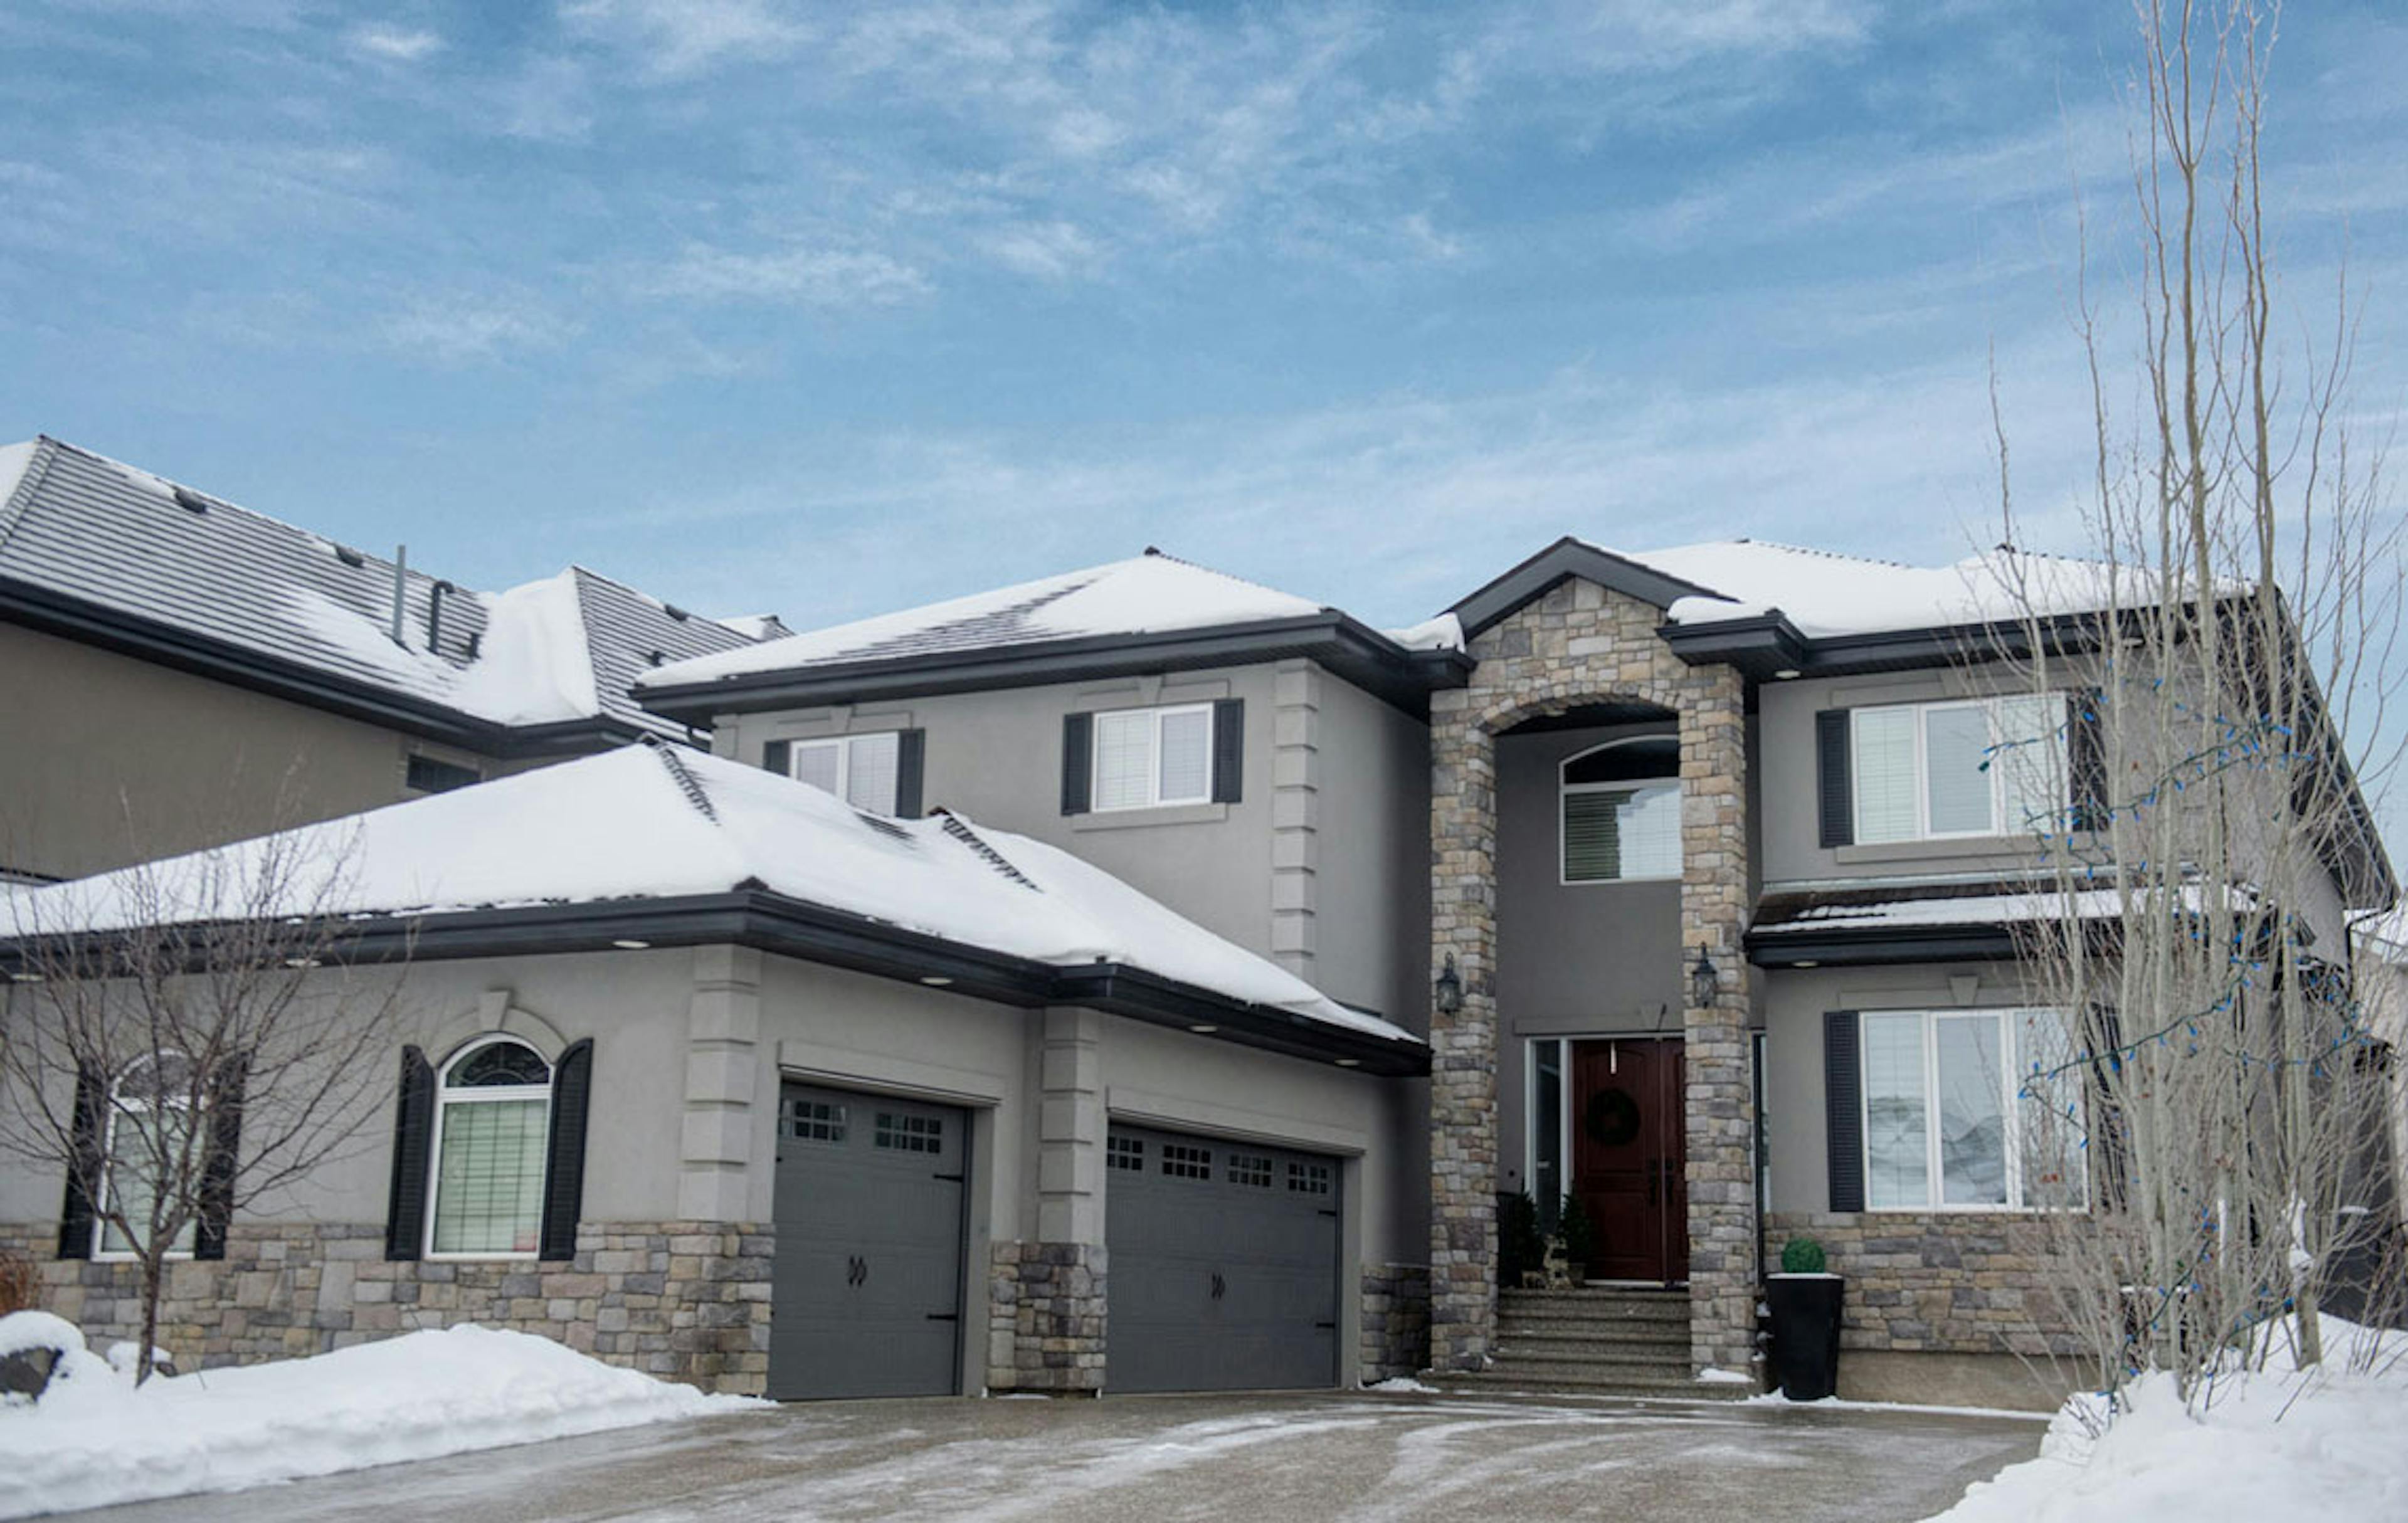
[1105,1123,1341,1393]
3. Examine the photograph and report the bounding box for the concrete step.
[1486,1347,1694,1376]
[1497,1295,1691,1325]
[1435,1368,1755,1402]
[1494,1324,1694,1352]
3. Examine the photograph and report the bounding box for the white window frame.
[787,731,902,815]
[1558,738,1684,886]
[1851,694,2064,844]
[425,1035,552,1262]
[95,1051,200,1263]
[1858,1008,2085,1214]
[1090,702,1216,813]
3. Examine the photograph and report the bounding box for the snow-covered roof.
[3,746,1412,1048]
[1752,882,2239,935]
[642,550,1332,690]
[0,437,761,741]
[1568,539,2126,640]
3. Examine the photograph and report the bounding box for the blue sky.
[4,0,2405,638]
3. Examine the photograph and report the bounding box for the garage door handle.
[925,1312,958,1322]
[847,1255,867,1287]
[1210,1272,1225,1300]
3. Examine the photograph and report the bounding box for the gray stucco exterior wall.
[0,621,531,882]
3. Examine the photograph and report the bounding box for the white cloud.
[978,221,1104,282]
[381,294,572,364]
[351,24,442,62]
[561,0,817,78]
[640,245,933,307]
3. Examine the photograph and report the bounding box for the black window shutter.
[539,1039,594,1262]
[1824,1011,1865,1212]
[384,1045,436,1262]
[761,739,791,778]
[1815,710,1853,848]
[2067,688,2107,832]
[895,729,926,818]
[1211,698,1244,804]
[194,1053,248,1262]
[57,1062,103,1260]
[1061,712,1093,815]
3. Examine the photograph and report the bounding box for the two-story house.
[0,436,768,882]
[4,529,2391,1410]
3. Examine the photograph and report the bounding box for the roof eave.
[0,576,679,759]
[1449,539,1724,639]
[0,888,1427,1075]
[636,613,1469,720]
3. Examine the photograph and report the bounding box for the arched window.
[428,1036,552,1258]
[1560,735,1682,883]
[98,1051,201,1259]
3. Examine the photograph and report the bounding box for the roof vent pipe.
[390,545,409,649]
[428,579,454,655]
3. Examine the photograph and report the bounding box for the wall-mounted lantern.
[1689,945,1718,1009]
[1435,952,1464,1015]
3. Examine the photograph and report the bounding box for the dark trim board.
[635,613,1474,721]
[0,890,1430,1077]
[1449,537,1721,637]
[1746,925,2022,967]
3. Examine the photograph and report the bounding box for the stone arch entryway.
[1427,575,1755,1377]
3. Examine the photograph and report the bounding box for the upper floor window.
[97,1051,201,1260]
[1861,1008,2083,1211]
[789,732,902,814]
[428,1036,551,1258]
[1851,695,2063,844]
[1094,704,1215,811]
[1561,736,1682,883]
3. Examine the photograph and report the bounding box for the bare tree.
[0,823,408,1383]
[1989,0,2405,1411]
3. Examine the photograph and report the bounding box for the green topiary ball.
[1780,1236,1827,1275]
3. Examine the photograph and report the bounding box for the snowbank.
[1925,1318,2408,1522]
[0,1318,759,1519]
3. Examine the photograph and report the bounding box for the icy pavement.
[61,1390,2041,1523]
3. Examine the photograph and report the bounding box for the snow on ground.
[0,1317,758,1520]
[1922,1317,2408,1523]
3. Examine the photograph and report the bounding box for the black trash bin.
[1766,1273,1845,1401]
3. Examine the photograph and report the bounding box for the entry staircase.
[1436,1285,1751,1400]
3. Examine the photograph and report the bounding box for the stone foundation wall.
[0,1219,773,1394]
[1766,1211,2082,1357]
[1360,1263,1431,1383]
[986,1241,1106,1393]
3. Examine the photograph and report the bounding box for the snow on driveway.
[0,1320,758,1520]
[55,1390,2042,1523]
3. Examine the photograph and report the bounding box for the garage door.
[1105,1123,1341,1393]
[768,1083,967,1400]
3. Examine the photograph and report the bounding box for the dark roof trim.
[0,576,662,759]
[637,611,1472,720]
[1449,537,1723,638]
[1745,922,2022,968]
[0,890,1428,1077]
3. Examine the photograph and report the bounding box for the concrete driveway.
[75,1391,2042,1523]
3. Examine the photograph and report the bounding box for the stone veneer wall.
[0,1220,773,1394]
[986,1241,1106,1393]
[1360,1263,1432,1384]
[1429,576,1756,1374]
[1765,1212,2082,1357]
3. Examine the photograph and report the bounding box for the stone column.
[1679,681,1758,1374]
[1427,695,1497,1372]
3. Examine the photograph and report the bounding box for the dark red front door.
[1570,1038,1687,1284]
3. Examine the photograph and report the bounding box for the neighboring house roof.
[639,548,1469,720]
[0,436,759,753]
[0,744,1424,1073]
